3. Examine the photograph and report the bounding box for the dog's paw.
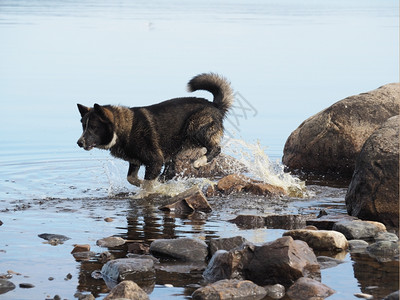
[141,180,155,193]
[127,175,142,187]
[193,155,208,169]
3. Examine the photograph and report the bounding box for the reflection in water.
[351,252,399,299]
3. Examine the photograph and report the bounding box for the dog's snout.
[77,139,84,148]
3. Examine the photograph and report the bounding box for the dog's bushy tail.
[188,73,234,115]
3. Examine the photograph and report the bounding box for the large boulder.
[283,83,399,177]
[345,116,399,227]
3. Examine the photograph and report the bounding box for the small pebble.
[64,273,72,280]
[19,283,35,288]
[104,217,114,222]
[48,277,54,281]
[164,284,174,288]
[53,295,61,300]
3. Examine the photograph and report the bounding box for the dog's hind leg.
[127,162,142,187]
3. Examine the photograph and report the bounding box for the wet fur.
[77,73,233,186]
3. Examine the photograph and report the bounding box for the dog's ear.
[77,104,91,117]
[94,103,114,123]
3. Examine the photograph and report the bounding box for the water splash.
[223,138,307,197]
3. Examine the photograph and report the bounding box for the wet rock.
[264,283,285,299]
[0,220,2,226]
[19,283,35,288]
[38,233,70,245]
[173,148,247,178]
[99,251,114,263]
[244,236,320,286]
[128,243,150,255]
[76,293,95,300]
[245,182,286,196]
[306,214,358,230]
[286,277,335,300]
[96,236,126,247]
[203,244,254,282]
[375,232,399,243]
[209,236,249,257]
[366,241,399,262]
[103,280,149,300]
[283,83,400,177]
[104,217,113,222]
[217,174,250,194]
[72,251,96,261]
[264,214,314,230]
[101,257,155,287]
[346,115,400,227]
[192,279,267,300]
[0,279,16,295]
[348,240,369,253]
[332,219,386,240]
[65,273,72,280]
[283,229,348,251]
[216,174,286,196]
[383,290,400,300]
[71,244,91,253]
[150,238,208,262]
[317,256,345,269]
[229,215,265,229]
[159,187,212,213]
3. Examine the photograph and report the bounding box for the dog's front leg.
[127,162,142,187]
[142,160,163,192]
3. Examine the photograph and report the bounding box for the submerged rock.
[332,219,386,240]
[0,279,16,295]
[348,240,369,253]
[264,214,314,230]
[192,279,267,300]
[38,233,70,245]
[317,256,346,269]
[306,214,358,230]
[244,236,320,285]
[346,115,400,228]
[283,229,348,251]
[283,83,400,177]
[103,280,149,300]
[150,238,208,262]
[366,241,399,262]
[286,277,335,300]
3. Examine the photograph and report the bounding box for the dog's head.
[77,103,116,151]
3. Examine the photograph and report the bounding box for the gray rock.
[101,257,155,286]
[0,279,16,295]
[244,236,320,285]
[286,277,335,300]
[348,240,369,253]
[383,290,400,300]
[346,115,400,227]
[150,238,208,262]
[283,83,400,177]
[265,214,314,230]
[192,279,267,300]
[317,256,346,269]
[375,232,399,243]
[229,215,265,229]
[332,219,386,240]
[203,244,254,282]
[96,236,126,247]
[209,236,249,257]
[306,214,358,230]
[366,241,399,262]
[264,284,285,299]
[103,280,149,300]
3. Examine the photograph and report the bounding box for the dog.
[77,73,233,190]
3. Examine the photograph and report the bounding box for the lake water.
[0,1,398,299]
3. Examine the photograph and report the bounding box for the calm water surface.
[0,1,398,299]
